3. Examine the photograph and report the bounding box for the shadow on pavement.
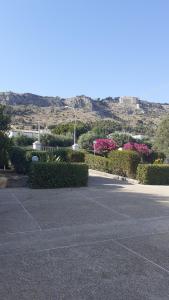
[88,175,132,187]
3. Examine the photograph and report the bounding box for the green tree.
[153,116,169,156]
[0,105,11,132]
[50,121,91,138]
[78,131,102,151]
[0,105,11,168]
[41,134,73,147]
[92,120,122,136]
[12,135,35,147]
[108,132,134,147]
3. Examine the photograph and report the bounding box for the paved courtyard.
[1,173,169,299]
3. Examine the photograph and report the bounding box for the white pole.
[64,105,78,150]
[38,121,40,142]
[73,107,76,145]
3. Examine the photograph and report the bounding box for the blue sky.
[0,0,169,102]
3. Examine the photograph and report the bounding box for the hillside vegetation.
[1,92,169,136]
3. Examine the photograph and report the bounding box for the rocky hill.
[0,92,169,131]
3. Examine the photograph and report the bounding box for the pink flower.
[123,142,150,155]
[93,138,117,153]
[134,143,150,155]
[123,142,135,151]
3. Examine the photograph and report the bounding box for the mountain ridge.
[0,92,169,131]
[0,91,168,106]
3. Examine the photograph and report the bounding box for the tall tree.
[153,115,169,156]
[92,120,122,135]
[0,105,11,168]
[0,105,11,132]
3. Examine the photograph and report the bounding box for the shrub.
[94,138,117,155]
[50,121,91,138]
[108,132,134,147]
[9,148,49,174]
[0,105,11,132]
[9,146,28,174]
[0,132,11,168]
[26,150,48,162]
[108,150,140,178]
[153,115,169,156]
[51,149,85,162]
[67,150,85,162]
[85,153,110,173]
[78,131,102,151]
[29,162,88,188]
[41,134,73,147]
[0,104,11,168]
[148,151,166,164]
[12,135,35,146]
[123,142,150,155]
[91,120,122,135]
[134,143,151,155]
[9,147,85,174]
[85,150,140,178]
[137,164,169,185]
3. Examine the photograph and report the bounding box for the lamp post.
[38,121,40,142]
[32,121,42,150]
[64,105,79,150]
[73,106,76,145]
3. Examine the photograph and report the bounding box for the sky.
[0,0,169,102]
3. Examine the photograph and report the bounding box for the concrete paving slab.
[0,201,40,234]
[71,184,169,220]
[11,187,74,201]
[21,195,126,229]
[117,232,169,271]
[0,189,17,204]
[88,192,169,219]
[1,216,169,257]
[1,240,169,300]
[1,181,169,299]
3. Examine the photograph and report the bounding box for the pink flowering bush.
[94,138,117,154]
[123,142,135,151]
[135,143,151,155]
[123,142,150,155]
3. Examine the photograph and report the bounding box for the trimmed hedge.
[29,162,88,188]
[52,149,85,163]
[0,133,11,169]
[12,135,35,146]
[9,147,85,174]
[26,150,48,162]
[40,134,73,147]
[9,148,50,174]
[108,150,140,178]
[137,164,169,185]
[85,150,140,178]
[85,154,110,173]
[9,146,28,174]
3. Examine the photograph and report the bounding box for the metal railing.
[41,146,59,152]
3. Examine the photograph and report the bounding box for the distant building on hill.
[119,96,139,105]
[9,128,50,138]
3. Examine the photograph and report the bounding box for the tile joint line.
[10,191,42,231]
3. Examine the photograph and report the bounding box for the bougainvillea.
[123,142,136,151]
[135,143,151,155]
[93,138,117,154]
[123,142,150,155]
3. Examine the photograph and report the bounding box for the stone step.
[0,172,28,188]
[7,175,28,188]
